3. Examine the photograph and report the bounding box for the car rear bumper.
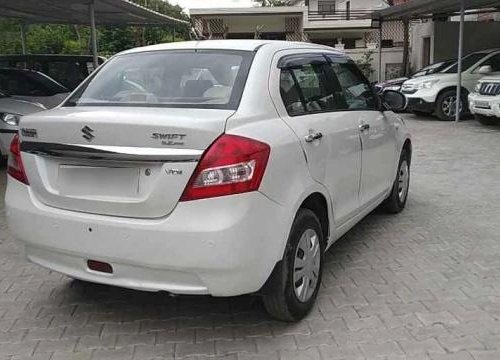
[468,93,500,118]
[6,178,290,297]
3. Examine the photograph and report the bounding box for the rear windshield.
[444,53,486,73]
[65,50,254,110]
[0,69,68,96]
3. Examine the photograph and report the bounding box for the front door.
[326,55,397,207]
[271,52,362,226]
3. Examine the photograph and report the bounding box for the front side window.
[65,50,254,110]
[476,53,500,72]
[444,53,487,73]
[328,59,377,111]
[280,61,337,116]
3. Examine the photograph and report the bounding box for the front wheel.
[435,90,467,121]
[262,209,324,321]
[475,114,499,126]
[382,149,410,213]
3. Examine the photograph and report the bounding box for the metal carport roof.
[374,0,499,20]
[0,0,188,67]
[0,0,188,25]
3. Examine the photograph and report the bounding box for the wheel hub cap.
[442,96,463,117]
[293,229,321,303]
[398,160,409,202]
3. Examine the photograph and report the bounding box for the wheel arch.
[402,138,412,165]
[298,192,330,246]
[436,86,470,101]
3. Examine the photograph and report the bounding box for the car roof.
[0,67,41,74]
[469,48,500,55]
[0,54,106,60]
[119,40,340,56]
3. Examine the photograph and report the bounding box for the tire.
[475,114,499,126]
[382,149,410,214]
[262,209,325,322]
[412,110,429,117]
[435,89,468,121]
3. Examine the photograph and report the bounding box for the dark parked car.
[0,54,105,90]
[0,68,70,109]
[374,60,456,94]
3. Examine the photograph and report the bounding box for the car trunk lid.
[19,107,233,218]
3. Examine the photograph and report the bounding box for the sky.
[169,0,256,12]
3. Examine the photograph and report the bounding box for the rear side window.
[66,50,254,110]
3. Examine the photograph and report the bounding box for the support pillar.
[89,0,98,69]
[20,24,27,55]
[402,18,410,76]
[455,0,465,122]
[378,21,383,83]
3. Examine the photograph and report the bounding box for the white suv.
[469,74,500,125]
[402,49,500,121]
[6,41,411,321]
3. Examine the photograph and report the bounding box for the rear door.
[271,51,362,226]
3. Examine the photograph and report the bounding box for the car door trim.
[20,142,203,163]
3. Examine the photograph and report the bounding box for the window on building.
[381,39,394,48]
[318,0,336,14]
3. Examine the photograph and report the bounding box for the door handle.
[305,131,323,143]
[359,124,370,132]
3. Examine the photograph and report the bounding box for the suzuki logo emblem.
[81,126,95,141]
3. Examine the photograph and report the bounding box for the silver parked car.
[0,90,45,156]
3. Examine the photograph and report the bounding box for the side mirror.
[382,90,406,112]
[478,65,493,75]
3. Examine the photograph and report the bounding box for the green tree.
[356,51,375,80]
[0,0,189,56]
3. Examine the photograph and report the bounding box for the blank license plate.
[475,101,491,109]
[58,165,139,198]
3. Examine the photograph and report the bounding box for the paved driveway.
[1,116,500,360]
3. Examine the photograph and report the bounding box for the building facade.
[190,0,407,81]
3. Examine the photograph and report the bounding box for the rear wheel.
[435,89,467,121]
[262,209,324,321]
[475,114,499,126]
[383,149,410,214]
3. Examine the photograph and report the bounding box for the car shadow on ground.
[50,206,398,331]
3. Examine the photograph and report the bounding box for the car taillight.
[7,134,29,185]
[181,134,270,201]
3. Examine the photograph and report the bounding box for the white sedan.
[6,40,411,321]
